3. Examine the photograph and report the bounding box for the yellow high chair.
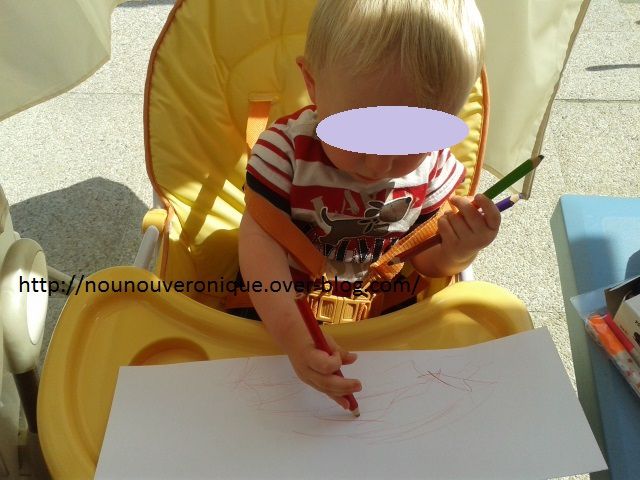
[38,0,533,477]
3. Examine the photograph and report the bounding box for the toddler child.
[238,0,500,410]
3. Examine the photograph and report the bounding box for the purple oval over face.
[316,106,468,155]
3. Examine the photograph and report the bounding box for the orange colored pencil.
[388,194,523,266]
[294,295,360,417]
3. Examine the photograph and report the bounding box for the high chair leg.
[47,265,87,296]
[134,225,160,271]
[47,265,72,287]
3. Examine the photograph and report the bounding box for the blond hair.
[304,0,484,115]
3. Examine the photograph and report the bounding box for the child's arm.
[409,194,501,277]
[238,211,362,409]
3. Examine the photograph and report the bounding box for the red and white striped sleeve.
[245,124,295,214]
[420,148,466,215]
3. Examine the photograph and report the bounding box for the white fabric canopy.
[0,0,589,193]
[476,0,589,194]
[0,0,123,121]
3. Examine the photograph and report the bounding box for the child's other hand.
[285,332,361,410]
[438,194,501,263]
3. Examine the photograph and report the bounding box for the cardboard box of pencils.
[605,275,640,350]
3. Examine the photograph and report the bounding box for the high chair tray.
[38,266,532,478]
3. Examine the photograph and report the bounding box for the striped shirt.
[246,105,465,281]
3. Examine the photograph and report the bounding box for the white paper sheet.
[95,328,607,480]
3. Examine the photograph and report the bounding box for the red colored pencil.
[294,295,360,417]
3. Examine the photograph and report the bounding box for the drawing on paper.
[224,354,498,444]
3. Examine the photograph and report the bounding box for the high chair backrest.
[144,0,488,291]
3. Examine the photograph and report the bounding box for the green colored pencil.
[482,155,544,200]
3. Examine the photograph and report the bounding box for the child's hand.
[284,332,361,410]
[438,194,501,263]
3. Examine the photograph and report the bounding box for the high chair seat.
[38,266,531,478]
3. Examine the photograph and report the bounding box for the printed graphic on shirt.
[315,196,412,263]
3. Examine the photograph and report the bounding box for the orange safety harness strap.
[245,100,272,152]
[366,201,454,284]
[244,99,327,280]
[225,99,324,311]
[244,187,326,279]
